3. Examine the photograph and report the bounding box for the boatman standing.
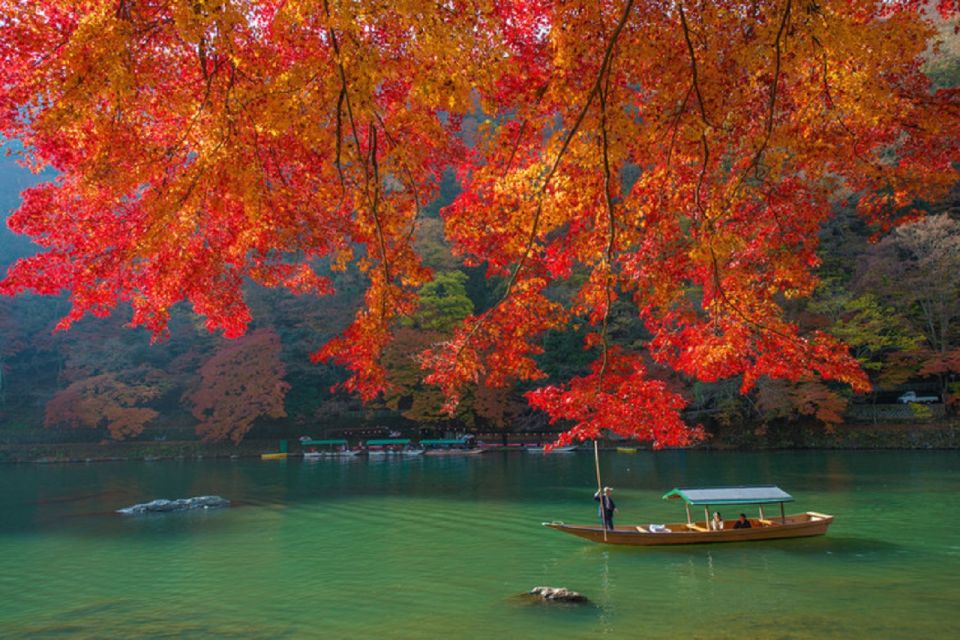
[594,486,618,531]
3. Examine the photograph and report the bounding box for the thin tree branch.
[451,0,636,364]
[323,0,391,318]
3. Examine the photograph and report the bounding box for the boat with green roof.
[300,439,360,459]
[420,438,484,456]
[365,438,424,457]
[544,485,833,546]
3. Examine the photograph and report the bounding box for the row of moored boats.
[268,438,581,460]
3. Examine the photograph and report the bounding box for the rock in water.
[529,586,588,603]
[117,496,230,515]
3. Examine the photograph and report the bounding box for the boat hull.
[260,453,288,461]
[423,448,485,456]
[525,445,578,453]
[544,512,833,546]
[303,451,360,459]
[368,450,424,457]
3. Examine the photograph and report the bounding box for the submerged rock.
[528,586,588,603]
[117,496,230,515]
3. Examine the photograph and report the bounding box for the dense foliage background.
[2,147,959,445]
[1,4,960,447]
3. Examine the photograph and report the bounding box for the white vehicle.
[897,391,939,404]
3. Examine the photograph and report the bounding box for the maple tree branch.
[679,3,712,223]
[597,63,618,388]
[323,0,391,317]
[372,110,422,245]
[810,35,886,179]
[695,133,710,221]
[335,87,346,194]
[679,3,711,127]
[734,0,793,195]
[697,1,798,342]
[502,119,528,179]
[504,0,635,301]
[707,244,794,344]
[450,0,635,367]
[665,83,694,168]
[502,84,549,179]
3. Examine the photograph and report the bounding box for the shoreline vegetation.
[2,420,957,464]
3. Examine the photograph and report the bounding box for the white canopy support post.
[704,505,710,529]
[685,502,692,525]
[759,505,765,523]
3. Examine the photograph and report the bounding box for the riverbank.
[706,419,960,450]
[0,439,279,464]
[1,420,958,463]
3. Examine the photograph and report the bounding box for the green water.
[1,451,958,639]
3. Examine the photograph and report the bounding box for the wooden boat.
[303,450,361,459]
[616,447,638,454]
[421,438,484,456]
[544,485,833,546]
[525,445,578,453]
[260,452,288,461]
[366,439,425,457]
[300,439,360,459]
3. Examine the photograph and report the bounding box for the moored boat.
[544,485,833,546]
[366,438,424,457]
[260,452,288,461]
[525,445,579,453]
[421,438,484,456]
[616,447,638,454]
[300,439,361,459]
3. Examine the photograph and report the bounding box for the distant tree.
[755,378,848,427]
[185,329,290,443]
[859,215,960,394]
[415,271,474,333]
[44,373,160,440]
[807,279,923,389]
[383,272,478,425]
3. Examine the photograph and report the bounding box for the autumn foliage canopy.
[1,1,959,447]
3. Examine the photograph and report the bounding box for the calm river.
[1,450,958,638]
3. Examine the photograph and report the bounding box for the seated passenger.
[733,513,752,529]
[710,511,723,531]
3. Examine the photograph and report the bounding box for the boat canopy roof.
[662,486,794,505]
[420,438,469,446]
[300,439,348,446]
[366,439,412,445]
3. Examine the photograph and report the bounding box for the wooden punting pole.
[593,440,606,542]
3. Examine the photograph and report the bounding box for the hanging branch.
[734,0,793,195]
[443,0,637,373]
[323,0,391,318]
[597,61,618,388]
[679,2,711,223]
